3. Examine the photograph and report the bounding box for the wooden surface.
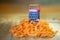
[0,4,60,13]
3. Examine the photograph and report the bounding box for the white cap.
[29,9,38,12]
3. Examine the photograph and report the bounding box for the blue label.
[29,11,40,22]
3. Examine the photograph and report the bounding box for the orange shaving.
[10,19,57,38]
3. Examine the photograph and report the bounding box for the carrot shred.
[10,19,57,38]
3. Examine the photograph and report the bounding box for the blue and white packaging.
[29,9,40,22]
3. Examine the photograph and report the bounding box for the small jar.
[29,4,40,22]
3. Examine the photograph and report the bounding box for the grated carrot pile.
[10,19,57,38]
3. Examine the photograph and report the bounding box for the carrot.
[10,19,57,38]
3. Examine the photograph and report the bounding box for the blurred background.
[0,0,60,19]
[0,0,60,40]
